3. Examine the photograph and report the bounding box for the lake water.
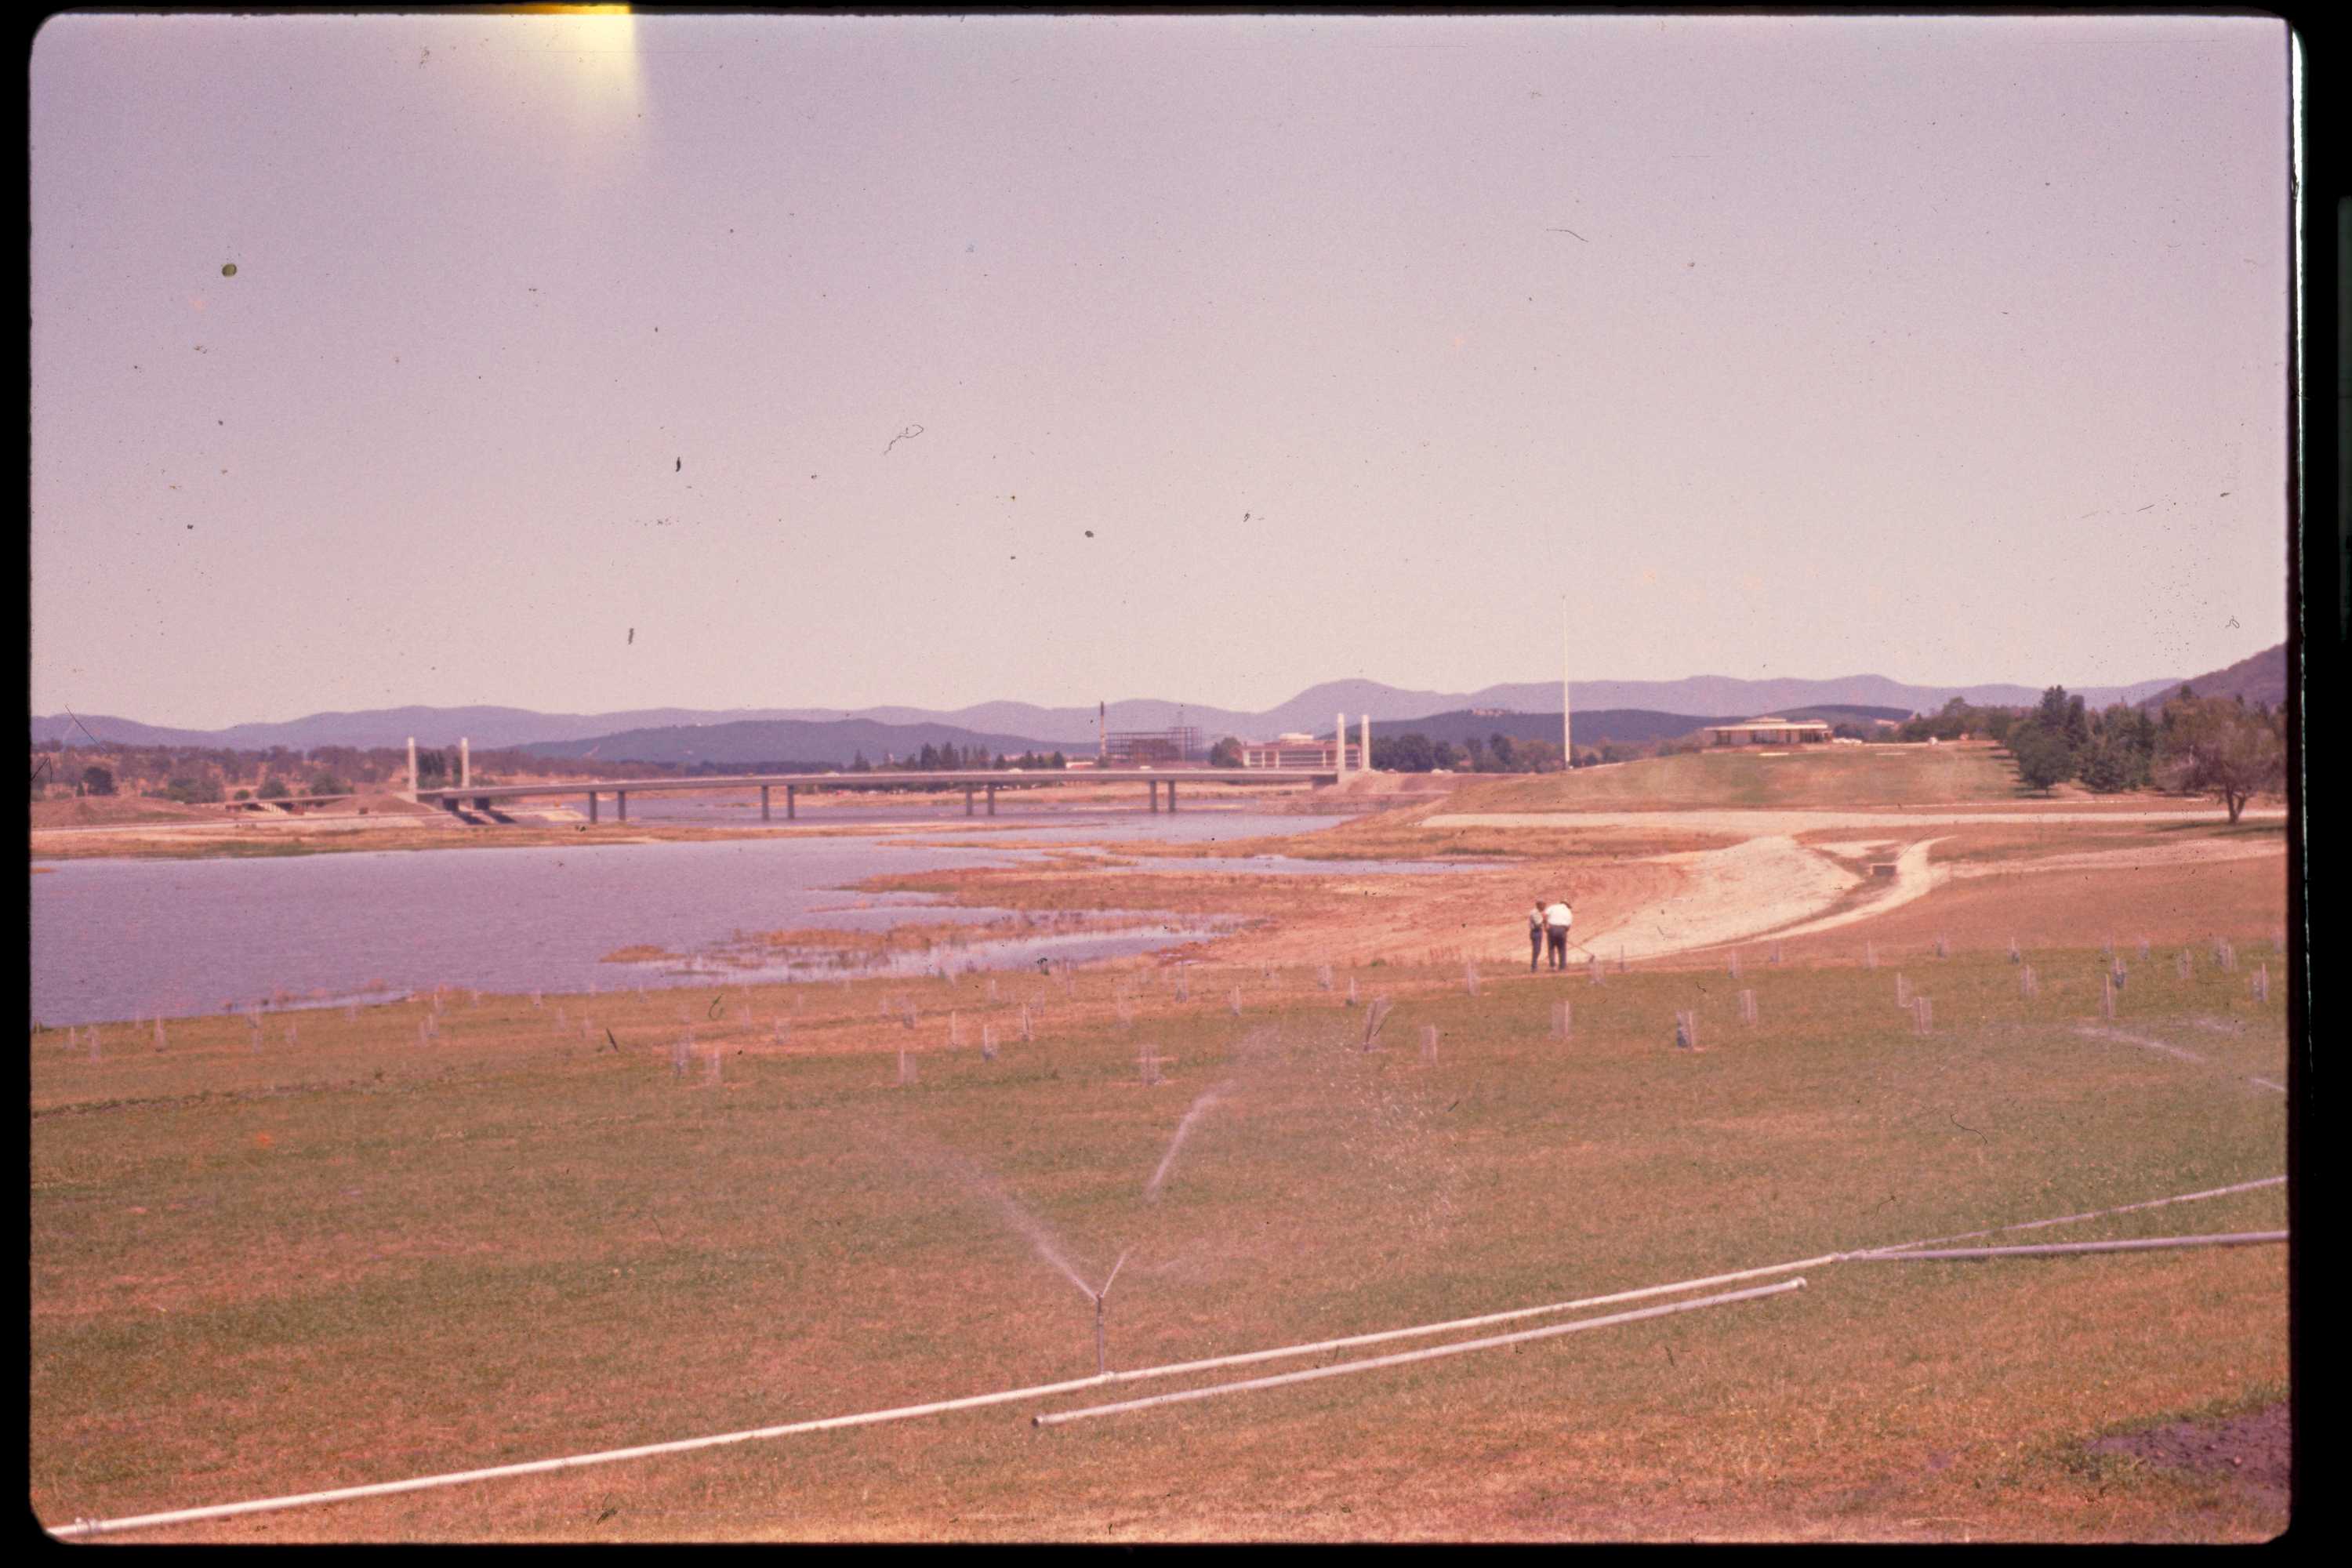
[29,812,1465,1027]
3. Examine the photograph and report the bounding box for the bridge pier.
[965,787,976,817]
[786,785,797,820]
[1149,780,1160,813]
[986,784,997,816]
[588,791,598,824]
[1167,780,1178,813]
[760,785,771,822]
[616,790,627,822]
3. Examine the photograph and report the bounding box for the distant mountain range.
[33,646,2279,760]
[2132,643,2286,712]
[517,717,1076,770]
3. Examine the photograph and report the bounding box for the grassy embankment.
[33,924,2287,1542]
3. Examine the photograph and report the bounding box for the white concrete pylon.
[406,736,418,802]
[1336,711,1348,778]
[1360,713,1371,773]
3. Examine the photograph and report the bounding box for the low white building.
[1239,732,1362,769]
[1705,717,1833,747]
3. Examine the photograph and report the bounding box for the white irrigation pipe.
[46,1255,1834,1541]
[1033,1278,1809,1427]
[49,1174,2284,1538]
[1846,1231,2286,1263]
[1848,1174,2286,1257]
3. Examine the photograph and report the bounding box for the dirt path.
[1570,836,1860,962]
[1414,807,2279,964]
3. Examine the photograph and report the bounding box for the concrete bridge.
[412,768,1341,824]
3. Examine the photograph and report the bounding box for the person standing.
[1544,897,1574,970]
[1529,900,1547,972]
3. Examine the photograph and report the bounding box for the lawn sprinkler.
[1091,1250,1132,1377]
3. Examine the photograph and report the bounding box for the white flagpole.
[1562,601,1572,764]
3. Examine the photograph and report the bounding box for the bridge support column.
[1149,780,1160,813]
[986,785,997,816]
[1167,780,1178,813]
[616,791,627,822]
[965,787,976,817]
[588,792,598,824]
[786,786,797,820]
[760,785,771,822]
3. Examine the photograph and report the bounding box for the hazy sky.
[31,13,2292,728]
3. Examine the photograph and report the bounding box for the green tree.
[1488,733,1518,770]
[1208,736,1244,768]
[79,764,115,797]
[2007,720,2075,793]
[310,773,350,796]
[1374,733,1436,772]
[2154,695,2283,823]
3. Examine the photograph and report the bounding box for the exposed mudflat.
[2086,1402,2288,1514]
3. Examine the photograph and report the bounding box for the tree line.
[1899,685,2283,817]
[29,740,646,805]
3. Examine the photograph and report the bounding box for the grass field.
[31,923,2288,1541]
[1436,743,2027,814]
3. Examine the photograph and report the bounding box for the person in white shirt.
[1543,899,1573,970]
[1529,901,1547,972]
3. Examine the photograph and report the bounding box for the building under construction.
[1101,726,1200,766]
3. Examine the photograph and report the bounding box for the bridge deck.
[415,768,1336,804]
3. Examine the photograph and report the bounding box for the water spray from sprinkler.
[1091,1249,1132,1376]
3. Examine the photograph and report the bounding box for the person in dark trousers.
[1543,898,1573,970]
[1529,901,1547,972]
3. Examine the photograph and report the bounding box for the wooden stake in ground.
[1346,976,1359,1008]
[1419,1024,1439,1062]
[1934,935,1948,960]
[1174,970,1189,1002]
[1552,1000,1572,1040]
[1894,973,1911,1007]
[2101,973,2116,1020]
[1588,955,1604,986]
[773,1019,789,1045]
[1229,988,1243,1018]
[2219,939,2236,973]
[2021,964,2038,998]
[1727,950,1741,979]
[2177,949,2193,979]
[1462,964,1479,997]
[705,1048,723,1086]
[1138,1040,1166,1087]
[2138,938,2151,962]
[152,1018,165,1052]
[981,1025,997,1062]
[1673,1011,1699,1051]
[2252,965,2270,1004]
[2008,936,2021,964]
[1361,997,1394,1051]
[1739,989,1758,1028]
[89,1028,102,1063]
[1020,1003,1035,1043]
[1316,965,1334,993]
[897,1047,917,1087]
[948,1012,964,1047]
[1912,996,1933,1034]
[986,978,999,1003]
[1864,943,1877,970]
